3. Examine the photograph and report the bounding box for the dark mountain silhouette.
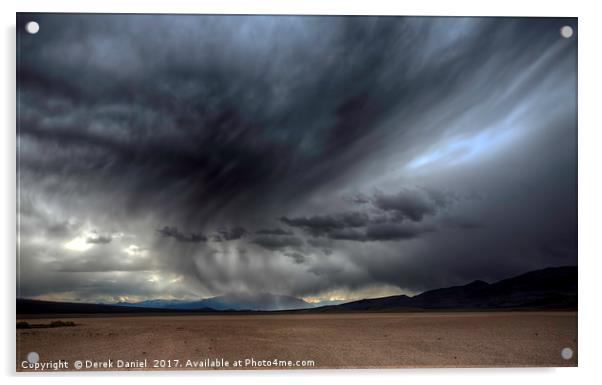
[17,266,576,315]
[118,292,311,311]
[318,266,577,311]
[16,298,216,315]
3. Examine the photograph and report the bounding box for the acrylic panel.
[16,13,577,371]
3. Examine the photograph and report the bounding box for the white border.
[4,0,584,16]
[3,1,601,384]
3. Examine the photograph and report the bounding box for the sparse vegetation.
[49,320,76,327]
[17,320,76,329]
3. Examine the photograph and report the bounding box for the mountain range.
[116,292,338,311]
[17,266,576,314]
[318,265,577,311]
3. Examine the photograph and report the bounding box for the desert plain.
[16,311,577,371]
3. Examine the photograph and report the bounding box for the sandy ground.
[16,311,577,371]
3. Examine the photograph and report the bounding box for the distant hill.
[118,292,312,311]
[17,266,576,315]
[318,266,577,312]
[17,294,344,315]
[16,298,216,315]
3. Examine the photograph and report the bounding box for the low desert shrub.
[16,321,31,329]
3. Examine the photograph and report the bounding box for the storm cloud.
[255,228,294,236]
[280,212,371,237]
[17,14,577,303]
[157,226,207,243]
[371,188,454,222]
[215,227,248,241]
[251,235,305,250]
[330,223,433,242]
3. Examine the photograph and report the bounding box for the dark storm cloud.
[255,228,294,236]
[280,212,371,237]
[215,227,248,241]
[251,235,305,250]
[330,223,432,242]
[348,193,371,205]
[17,14,577,301]
[284,251,307,264]
[16,15,508,224]
[365,223,434,241]
[280,187,450,241]
[371,188,454,222]
[441,217,484,230]
[156,226,207,243]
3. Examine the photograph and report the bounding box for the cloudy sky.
[17,14,577,303]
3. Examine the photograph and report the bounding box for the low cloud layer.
[17,14,577,303]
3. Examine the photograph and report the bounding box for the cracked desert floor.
[16,311,577,371]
